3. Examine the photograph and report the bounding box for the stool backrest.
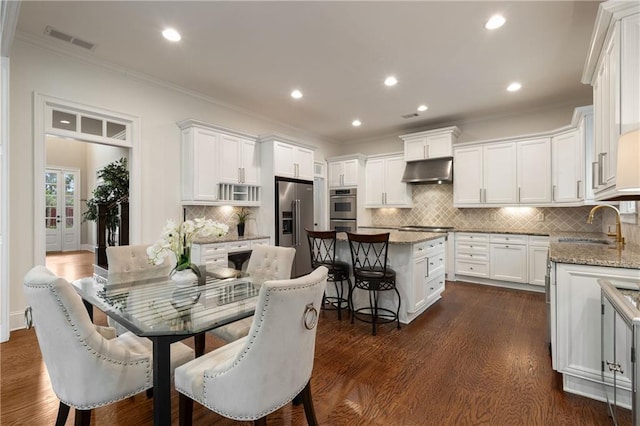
[306,229,338,268]
[346,232,391,274]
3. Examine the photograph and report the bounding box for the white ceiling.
[15,1,601,143]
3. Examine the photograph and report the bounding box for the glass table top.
[72,267,265,337]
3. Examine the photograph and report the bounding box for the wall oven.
[330,188,357,232]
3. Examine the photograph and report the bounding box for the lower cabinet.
[489,234,527,283]
[410,238,446,314]
[553,262,639,407]
[192,238,270,270]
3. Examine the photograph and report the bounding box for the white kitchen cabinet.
[400,126,460,162]
[484,142,518,204]
[365,154,412,208]
[517,138,551,204]
[528,236,549,287]
[489,234,528,283]
[272,141,314,181]
[552,129,584,204]
[328,158,359,188]
[583,2,640,200]
[553,262,639,406]
[410,238,446,313]
[453,146,483,205]
[455,233,490,278]
[219,135,259,185]
[180,125,220,203]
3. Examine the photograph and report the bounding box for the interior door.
[45,168,80,252]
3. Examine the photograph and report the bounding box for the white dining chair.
[209,244,295,342]
[175,266,328,426]
[23,265,194,426]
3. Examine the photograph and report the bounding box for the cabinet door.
[295,147,314,180]
[517,138,551,204]
[426,133,453,158]
[384,156,411,206]
[273,142,295,178]
[621,13,640,134]
[240,139,260,185]
[489,244,527,283]
[342,159,359,186]
[453,147,483,205]
[218,134,242,184]
[184,128,219,201]
[484,143,517,204]
[528,245,548,286]
[327,162,344,188]
[404,138,426,161]
[552,130,583,203]
[365,158,385,206]
[409,255,428,313]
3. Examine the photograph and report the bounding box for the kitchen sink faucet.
[586,204,625,246]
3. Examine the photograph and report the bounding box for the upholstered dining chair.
[175,266,328,426]
[209,244,296,342]
[23,265,194,426]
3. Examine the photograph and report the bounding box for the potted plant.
[235,207,252,237]
[82,157,129,246]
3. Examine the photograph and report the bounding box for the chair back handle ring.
[303,303,318,330]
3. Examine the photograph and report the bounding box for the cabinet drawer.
[490,234,527,245]
[427,274,446,297]
[455,242,489,253]
[414,238,445,258]
[205,254,228,266]
[456,251,488,262]
[456,260,489,277]
[456,233,490,243]
[427,255,445,277]
[251,239,270,248]
[529,236,550,247]
[201,244,228,256]
[226,241,252,253]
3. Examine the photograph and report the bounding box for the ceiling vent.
[401,113,419,119]
[44,26,96,51]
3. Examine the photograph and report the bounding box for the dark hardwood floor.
[1,251,627,425]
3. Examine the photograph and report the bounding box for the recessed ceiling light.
[384,76,398,87]
[291,89,303,99]
[507,82,522,92]
[417,105,428,112]
[60,120,71,124]
[352,119,362,127]
[485,14,506,30]
[162,28,181,42]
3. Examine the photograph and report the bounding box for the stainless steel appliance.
[397,225,454,233]
[545,253,552,354]
[276,178,314,278]
[401,156,454,184]
[329,188,357,232]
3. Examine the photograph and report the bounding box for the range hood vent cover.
[401,156,453,184]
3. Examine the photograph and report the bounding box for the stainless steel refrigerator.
[276,178,314,278]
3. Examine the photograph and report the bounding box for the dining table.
[72,266,264,426]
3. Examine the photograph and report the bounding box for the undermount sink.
[558,237,612,245]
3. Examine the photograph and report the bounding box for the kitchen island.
[335,228,447,324]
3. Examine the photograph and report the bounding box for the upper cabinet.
[552,128,585,204]
[401,126,461,162]
[454,138,550,207]
[365,153,412,208]
[271,140,314,181]
[178,119,260,206]
[327,155,365,188]
[582,2,640,200]
[218,134,260,185]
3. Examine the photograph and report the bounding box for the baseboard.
[10,309,25,332]
[453,275,544,294]
[81,244,95,252]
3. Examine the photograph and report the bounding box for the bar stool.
[306,229,351,320]
[346,232,401,335]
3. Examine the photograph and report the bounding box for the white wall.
[7,37,341,332]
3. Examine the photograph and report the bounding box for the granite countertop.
[454,228,550,236]
[336,228,447,245]
[193,235,270,244]
[549,232,640,269]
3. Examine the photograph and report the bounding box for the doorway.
[45,167,80,252]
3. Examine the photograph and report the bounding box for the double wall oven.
[329,188,357,233]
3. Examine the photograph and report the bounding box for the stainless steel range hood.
[401,156,453,184]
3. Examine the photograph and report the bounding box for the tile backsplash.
[371,184,604,233]
[184,206,261,237]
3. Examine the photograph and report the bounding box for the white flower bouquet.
[147,218,229,276]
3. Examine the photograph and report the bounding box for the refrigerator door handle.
[291,200,297,246]
[296,199,302,246]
